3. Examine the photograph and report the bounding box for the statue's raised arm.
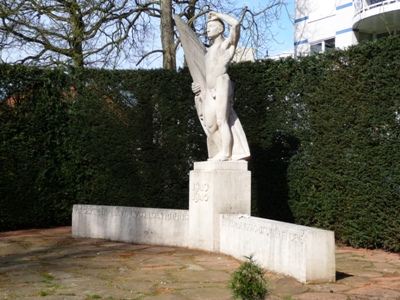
[175,12,250,161]
[207,11,240,49]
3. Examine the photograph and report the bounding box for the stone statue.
[175,12,250,161]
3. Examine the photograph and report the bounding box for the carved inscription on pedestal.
[221,216,305,244]
[73,205,189,220]
[192,182,209,203]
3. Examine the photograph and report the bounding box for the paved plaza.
[1,227,400,299]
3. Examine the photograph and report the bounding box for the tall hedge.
[0,66,72,228]
[0,37,399,251]
[230,58,301,221]
[287,39,400,251]
[0,66,204,230]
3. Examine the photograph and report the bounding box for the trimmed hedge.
[0,66,205,229]
[286,39,400,251]
[0,37,399,251]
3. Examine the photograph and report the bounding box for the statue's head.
[206,15,225,39]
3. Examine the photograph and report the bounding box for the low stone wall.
[72,202,335,283]
[219,214,335,283]
[72,205,189,247]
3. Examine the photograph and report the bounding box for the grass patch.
[350,254,366,258]
[85,294,102,299]
[40,273,54,282]
[7,240,32,249]
[40,288,56,296]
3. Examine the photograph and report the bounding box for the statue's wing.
[175,13,215,154]
[174,15,206,93]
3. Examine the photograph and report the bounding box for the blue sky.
[172,0,295,67]
[0,1,295,68]
[240,0,295,56]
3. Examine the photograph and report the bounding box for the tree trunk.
[160,0,176,70]
[70,0,85,68]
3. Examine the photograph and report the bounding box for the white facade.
[268,51,295,60]
[294,0,400,56]
[233,47,256,63]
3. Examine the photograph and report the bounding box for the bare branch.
[136,49,163,66]
[0,0,288,68]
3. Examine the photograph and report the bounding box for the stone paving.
[0,227,400,299]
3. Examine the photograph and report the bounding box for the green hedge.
[0,66,204,230]
[286,39,400,251]
[0,37,399,251]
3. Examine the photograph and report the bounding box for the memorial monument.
[72,12,336,283]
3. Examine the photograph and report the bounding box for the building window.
[310,38,336,53]
[369,0,384,5]
[310,43,322,53]
[377,31,391,39]
[325,38,335,51]
[358,32,374,43]
[358,28,399,44]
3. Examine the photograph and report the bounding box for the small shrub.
[229,255,269,300]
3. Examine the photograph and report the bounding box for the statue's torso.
[205,42,235,90]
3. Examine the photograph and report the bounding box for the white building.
[233,47,256,63]
[294,0,400,56]
[267,51,295,60]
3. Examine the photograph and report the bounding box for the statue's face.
[207,21,223,39]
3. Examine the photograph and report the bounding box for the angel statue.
[175,12,250,161]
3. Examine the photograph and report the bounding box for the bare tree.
[0,0,288,69]
[137,0,288,69]
[0,0,156,68]
[238,1,290,59]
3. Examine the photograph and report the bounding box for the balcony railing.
[354,0,400,15]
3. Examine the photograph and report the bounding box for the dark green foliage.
[230,39,400,251]
[230,59,301,221]
[0,66,203,231]
[0,65,74,229]
[229,255,269,300]
[0,37,400,252]
[287,38,400,251]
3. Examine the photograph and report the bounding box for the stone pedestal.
[188,161,251,251]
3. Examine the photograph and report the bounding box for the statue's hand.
[191,82,201,96]
[208,11,219,22]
